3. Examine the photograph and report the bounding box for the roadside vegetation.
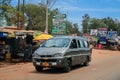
[0,0,120,35]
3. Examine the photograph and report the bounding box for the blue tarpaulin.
[0,32,8,37]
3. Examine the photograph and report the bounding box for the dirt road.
[0,49,120,80]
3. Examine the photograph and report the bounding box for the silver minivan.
[32,36,92,72]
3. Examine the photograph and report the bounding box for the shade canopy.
[33,34,53,41]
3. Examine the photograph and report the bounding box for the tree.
[0,0,11,15]
[81,14,120,35]
[0,0,12,26]
[102,17,117,31]
[114,19,120,35]
[82,14,90,33]
[65,21,81,35]
[25,4,46,31]
[89,18,108,29]
[72,23,81,36]
[65,21,73,35]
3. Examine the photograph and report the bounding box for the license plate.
[41,62,49,67]
[36,62,40,65]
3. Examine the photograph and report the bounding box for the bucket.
[98,44,102,49]
[5,53,11,62]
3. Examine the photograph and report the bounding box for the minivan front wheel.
[63,60,71,72]
[35,66,43,72]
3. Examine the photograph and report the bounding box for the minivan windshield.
[41,38,70,48]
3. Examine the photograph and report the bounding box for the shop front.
[0,32,9,61]
[0,29,34,62]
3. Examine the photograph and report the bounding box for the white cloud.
[56,4,120,12]
[78,8,120,12]
[54,0,120,12]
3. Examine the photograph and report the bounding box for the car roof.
[51,36,88,41]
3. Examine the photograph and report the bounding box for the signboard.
[53,14,66,19]
[98,28,107,31]
[107,31,117,39]
[90,29,98,36]
[14,32,26,36]
[98,28,107,36]
[98,28,107,44]
[52,14,67,35]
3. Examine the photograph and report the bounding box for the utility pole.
[44,0,48,34]
[17,0,20,29]
[42,0,56,34]
[22,0,25,29]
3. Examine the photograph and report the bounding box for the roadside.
[0,59,28,68]
[0,62,16,68]
[0,49,120,80]
[0,49,120,68]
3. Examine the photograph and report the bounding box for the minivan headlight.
[32,53,39,58]
[53,53,62,57]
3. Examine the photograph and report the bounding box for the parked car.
[32,36,92,72]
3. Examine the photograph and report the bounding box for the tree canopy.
[1,1,120,35]
[0,1,81,35]
[82,14,120,35]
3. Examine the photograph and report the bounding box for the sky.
[11,0,120,29]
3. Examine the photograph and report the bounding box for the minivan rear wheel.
[35,66,43,72]
[83,61,89,66]
[83,57,89,66]
[63,60,71,73]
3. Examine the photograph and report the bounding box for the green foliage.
[89,18,108,29]
[82,14,90,33]
[82,14,120,35]
[0,0,81,35]
[102,17,116,31]
[65,21,73,35]
[65,21,81,35]
[72,23,81,36]
[0,17,4,26]
[25,4,46,31]
[0,0,13,25]
[25,4,81,35]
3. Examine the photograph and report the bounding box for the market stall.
[0,27,34,62]
[0,32,9,61]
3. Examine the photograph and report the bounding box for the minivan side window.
[83,41,89,48]
[77,40,81,48]
[70,39,77,48]
[87,41,90,47]
[79,40,84,48]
